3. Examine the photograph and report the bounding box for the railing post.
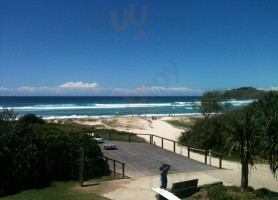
[205,150,208,164]
[219,155,222,169]
[109,131,111,140]
[150,134,152,144]
[173,141,176,153]
[188,146,190,158]
[161,138,164,149]
[209,150,211,165]
[113,160,116,177]
[122,163,125,179]
[79,147,84,187]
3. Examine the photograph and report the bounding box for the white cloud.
[0,87,9,91]
[269,87,278,91]
[0,82,203,96]
[59,82,98,88]
[258,86,278,91]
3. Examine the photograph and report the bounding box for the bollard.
[122,163,125,179]
[79,148,84,187]
[205,150,208,164]
[219,155,222,169]
[209,150,212,165]
[113,161,116,177]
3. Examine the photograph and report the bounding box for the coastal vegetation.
[183,184,278,200]
[179,91,278,189]
[0,109,146,197]
[0,179,112,200]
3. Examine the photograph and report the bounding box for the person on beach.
[159,163,171,189]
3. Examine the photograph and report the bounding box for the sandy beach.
[53,116,278,195]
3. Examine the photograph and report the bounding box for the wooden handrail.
[101,156,126,178]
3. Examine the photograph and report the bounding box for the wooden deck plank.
[99,141,216,178]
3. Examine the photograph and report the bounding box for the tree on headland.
[192,90,231,117]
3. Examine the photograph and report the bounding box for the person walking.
[159,163,171,189]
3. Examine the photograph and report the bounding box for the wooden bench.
[169,179,199,199]
[155,179,199,200]
[103,143,117,150]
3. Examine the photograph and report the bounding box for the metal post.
[122,163,125,179]
[161,138,164,149]
[188,147,190,158]
[79,147,84,187]
[150,135,152,144]
[113,161,116,177]
[109,132,111,140]
[209,150,211,165]
[173,141,176,153]
[219,155,222,169]
[205,150,208,164]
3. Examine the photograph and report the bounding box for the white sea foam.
[228,99,255,106]
[43,112,202,119]
[2,99,255,112]
[43,115,116,119]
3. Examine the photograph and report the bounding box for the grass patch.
[1,177,113,200]
[165,120,192,130]
[93,129,146,143]
[34,123,146,143]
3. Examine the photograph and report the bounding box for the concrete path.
[75,171,224,200]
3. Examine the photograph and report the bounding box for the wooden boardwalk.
[99,141,216,178]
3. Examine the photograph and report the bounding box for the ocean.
[0,96,254,119]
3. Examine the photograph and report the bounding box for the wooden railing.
[107,132,222,169]
[149,134,223,169]
[101,156,128,179]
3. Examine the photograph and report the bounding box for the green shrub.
[0,110,110,197]
[179,111,240,153]
[19,114,45,124]
[0,122,48,196]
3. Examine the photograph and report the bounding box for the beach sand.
[54,116,278,199]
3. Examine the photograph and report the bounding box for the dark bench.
[157,179,199,200]
[170,179,199,198]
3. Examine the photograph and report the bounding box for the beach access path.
[99,141,215,178]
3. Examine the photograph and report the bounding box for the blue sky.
[0,0,277,96]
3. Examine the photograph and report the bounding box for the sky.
[0,0,277,96]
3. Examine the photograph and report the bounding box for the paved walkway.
[75,171,224,200]
[77,141,278,200]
